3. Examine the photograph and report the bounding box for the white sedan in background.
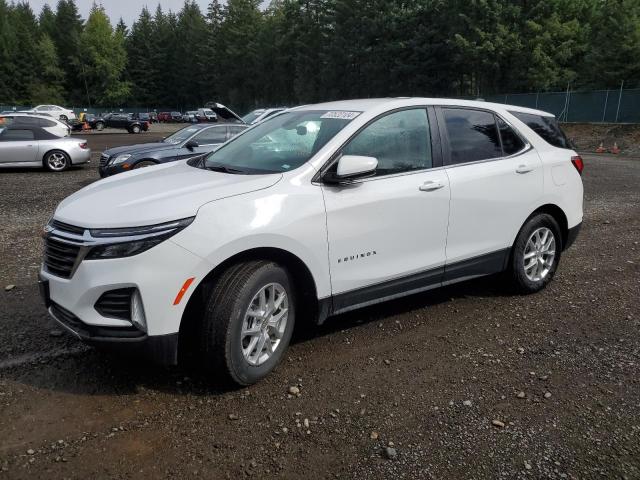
[27,105,76,122]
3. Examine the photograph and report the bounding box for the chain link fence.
[484,88,640,123]
[3,88,640,123]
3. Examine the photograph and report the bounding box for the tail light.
[79,142,88,149]
[571,155,584,175]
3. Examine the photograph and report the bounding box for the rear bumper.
[564,221,582,250]
[71,149,91,165]
[47,300,179,365]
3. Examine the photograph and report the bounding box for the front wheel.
[133,160,156,169]
[508,213,562,294]
[201,261,295,385]
[44,150,70,172]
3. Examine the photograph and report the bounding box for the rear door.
[0,128,39,164]
[437,106,543,282]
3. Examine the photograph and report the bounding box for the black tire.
[201,261,295,386]
[43,150,70,172]
[507,213,562,294]
[131,125,141,134]
[133,160,156,169]
[95,121,104,131]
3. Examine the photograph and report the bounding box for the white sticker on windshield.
[320,111,361,120]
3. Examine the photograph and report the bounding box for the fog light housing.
[130,289,147,332]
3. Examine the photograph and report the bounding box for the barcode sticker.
[320,111,361,120]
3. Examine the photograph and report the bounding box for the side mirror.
[323,155,378,184]
[185,140,199,151]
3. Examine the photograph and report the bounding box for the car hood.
[54,161,283,228]
[103,142,170,157]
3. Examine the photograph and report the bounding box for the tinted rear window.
[443,108,502,164]
[1,129,35,140]
[497,118,525,155]
[510,111,570,149]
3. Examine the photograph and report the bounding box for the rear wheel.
[201,261,295,385]
[44,150,70,172]
[131,125,141,134]
[95,121,104,131]
[508,213,562,293]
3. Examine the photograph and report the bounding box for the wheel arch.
[515,203,569,251]
[177,246,321,363]
[41,148,70,168]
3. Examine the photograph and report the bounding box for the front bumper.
[44,295,179,365]
[98,163,127,177]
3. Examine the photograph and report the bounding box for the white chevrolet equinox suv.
[40,98,583,385]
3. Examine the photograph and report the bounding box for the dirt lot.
[0,134,639,479]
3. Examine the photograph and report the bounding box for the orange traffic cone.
[596,142,606,153]
[610,142,620,154]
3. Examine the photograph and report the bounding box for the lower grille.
[95,288,134,320]
[44,237,81,278]
[51,302,144,339]
[51,303,83,331]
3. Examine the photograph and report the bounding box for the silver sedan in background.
[0,124,90,172]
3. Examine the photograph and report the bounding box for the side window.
[510,111,570,149]
[497,118,525,155]
[14,116,39,126]
[228,126,246,137]
[443,108,502,164]
[342,109,432,176]
[39,118,58,128]
[193,127,227,145]
[1,129,35,141]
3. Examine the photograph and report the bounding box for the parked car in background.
[102,113,149,134]
[98,123,247,177]
[134,112,155,124]
[158,112,171,123]
[0,113,70,137]
[40,98,583,384]
[183,111,198,123]
[70,113,106,132]
[25,105,76,122]
[196,108,217,122]
[170,112,183,122]
[0,124,89,171]
[242,108,287,125]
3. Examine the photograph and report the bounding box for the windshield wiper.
[205,163,248,175]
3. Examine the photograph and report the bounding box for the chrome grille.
[43,237,81,278]
[99,153,110,167]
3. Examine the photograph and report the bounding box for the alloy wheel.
[523,227,556,282]
[241,283,289,366]
[47,152,68,171]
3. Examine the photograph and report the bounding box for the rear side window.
[497,118,525,155]
[510,111,570,149]
[1,129,35,140]
[39,118,57,127]
[443,108,501,164]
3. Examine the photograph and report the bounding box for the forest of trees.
[0,0,639,113]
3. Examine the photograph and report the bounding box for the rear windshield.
[510,111,571,149]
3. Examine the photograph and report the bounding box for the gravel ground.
[0,140,638,479]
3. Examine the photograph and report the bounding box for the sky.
[25,0,216,26]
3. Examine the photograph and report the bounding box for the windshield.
[202,110,359,174]
[163,126,199,145]
[242,110,264,124]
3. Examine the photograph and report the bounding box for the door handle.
[516,164,533,174]
[419,181,445,192]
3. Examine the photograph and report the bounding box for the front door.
[321,108,450,313]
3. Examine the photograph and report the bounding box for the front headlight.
[110,154,131,165]
[85,217,194,260]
